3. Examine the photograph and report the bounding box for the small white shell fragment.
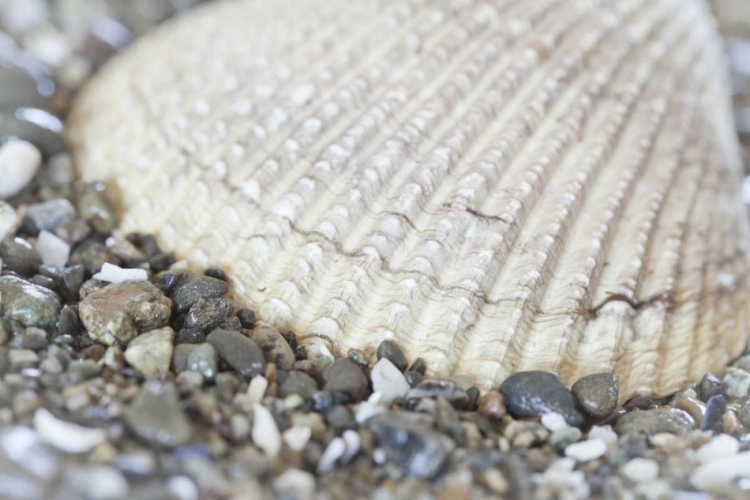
[541,413,568,432]
[33,407,106,453]
[564,438,607,462]
[252,404,281,458]
[92,262,148,283]
[0,140,42,199]
[36,230,70,267]
[689,451,750,494]
[0,201,18,242]
[620,458,660,483]
[69,0,750,397]
[370,358,410,405]
[247,375,268,405]
[695,434,740,463]
[282,426,311,452]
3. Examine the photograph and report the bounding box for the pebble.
[175,327,206,344]
[283,426,312,452]
[0,275,60,328]
[722,367,750,398]
[247,375,269,404]
[206,329,265,378]
[0,139,41,199]
[77,182,117,234]
[564,438,607,462]
[185,343,218,381]
[318,436,347,472]
[371,357,410,404]
[250,325,295,370]
[278,370,318,399]
[620,458,659,483]
[614,408,695,435]
[738,397,750,427]
[79,280,172,345]
[698,373,723,401]
[0,237,42,275]
[185,297,232,332]
[69,240,120,274]
[499,371,585,427]
[273,469,316,499]
[700,395,725,431]
[36,230,70,267]
[541,412,569,432]
[478,391,507,420]
[572,372,618,418]
[0,201,18,241]
[252,403,281,457]
[33,407,105,453]
[23,199,76,234]
[406,379,470,408]
[92,262,147,283]
[67,465,129,500]
[123,381,192,448]
[376,340,408,372]
[323,358,369,402]
[689,451,750,495]
[236,308,255,329]
[695,434,739,463]
[170,275,229,314]
[368,412,455,479]
[124,327,174,378]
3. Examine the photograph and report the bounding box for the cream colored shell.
[69,0,750,398]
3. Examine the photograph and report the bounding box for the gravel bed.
[2,2,750,499]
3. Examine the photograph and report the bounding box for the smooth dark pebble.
[148,253,174,273]
[280,331,297,351]
[0,237,42,276]
[326,405,356,429]
[139,235,162,258]
[206,329,264,378]
[376,340,408,372]
[404,371,424,388]
[409,358,427,375]
[466,386,480,411]
[278,370,319,399]
[236,309,255,330]
[701,395,726,431]
[204,268,226,281]
[698,373,724,402]
[38,264,84,301]
[69,240,121,274]
[123,381,193,448]
[58,305,80,337]
[500,371,585,427]
[323,358,369,402]
[571,372,619,418]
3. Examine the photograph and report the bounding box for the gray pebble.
[76,182,117,234]
[323,358,369,402]
[571,372,618,418]
[614,407,695,435]
[698,373,724,402]
[123,380,193,448]
[407,379,470,409]
[701,395,726,431]
[723,367,750,398]
[124,327,174,379]
[278,370,319,399]
[0,275,60,328]
[1,237,42,276]
[186,343,218,381]
[20,326,47,350]
[499,371,585,427]
[66,359,101,385]
[172,344,199,373]
[23,199,76,234]
[170,275,229,315]
[377,340,408,372]
[0,109,64,157]
[326,405,355,429]
[184,297,232,332]
[368,412,455,479]
[347,348,368,367]
[250,325,296,370]
[69,240,121,274]
[738,397,750,428]
[206,329,265,378]
[79,280,172,346]
[175,327,206,345]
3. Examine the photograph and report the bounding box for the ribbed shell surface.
[69,0,750,398]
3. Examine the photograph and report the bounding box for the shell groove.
[69,0,750,398]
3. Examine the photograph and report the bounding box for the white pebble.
[36,230,70,267]
[690,451,750,494]
[273,469,316,499]
[541,412,568,432]
[564,438,607,462]
[370,358,410,405]
[0,201,18,241]
[252,404,281,458]
[341,429,361,462]
[620,458,659,483]
[68,465,129,500]
[282,426,312,451]
[33,407,106,453]
[0,140,42,199]
[695,434,739,463]
[167,476,198,500]
[355,392,386,423]
[588,425,618,444]
[92,262,148,283]
[247,375,268,404]
[317,437,346,472]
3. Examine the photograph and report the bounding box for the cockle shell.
[68,0,750,398]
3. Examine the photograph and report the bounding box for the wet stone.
[500,371,585,427]
[170,275,229,315]
[124,327,174,379]
[250,325,296,371]
[79,280,172,346]
[123,380,193,448]
[1,237,42,276]
[0,275,60,328]
[186,343,218,381]
[377,340,408,372]
[323,358,369,402]
[206,329,264,378]
[175,327,206,345]
[407,379,470,409]
[278,370,319,399]
[572,373,619,418]
[698,373,724,402]
[368,412,455,479]
[23,199,76,234]
[184,297,232,332]
[614,408,695,435]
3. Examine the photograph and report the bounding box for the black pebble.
[58,306,80,337]
[376,340,408,372]
[236,309,256,330]
[204,268,227,281]
[175,328,206,345]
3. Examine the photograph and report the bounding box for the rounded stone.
[124,327,175,379]
[614,408,695,435]
[186,343,219,381]
[0,275,60,328]
[0,237,42,276]
[571,372,619,418]
[278,370,319,399]
[250,325,296,370]
[206,329,265,378]
[123,381,193,448]
[0,139,42,199]
[169,275,229,315]
[376,340,408,372]
[323,358,369,402]
[499,371,585,427]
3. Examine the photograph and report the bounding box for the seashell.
[68,0,750,398]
